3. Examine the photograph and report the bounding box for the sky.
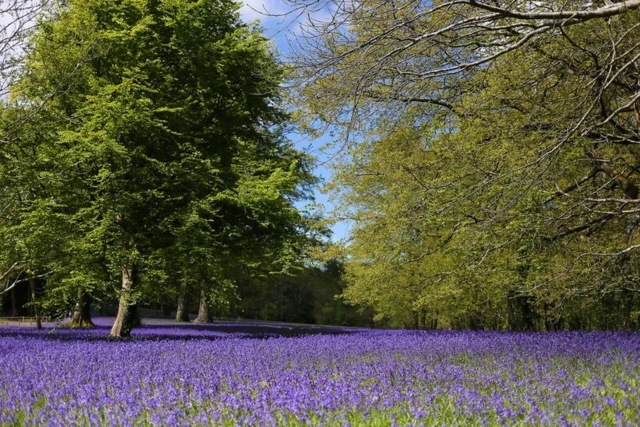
[238,1,352,242]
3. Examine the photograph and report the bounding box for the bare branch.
[467,0,640,22]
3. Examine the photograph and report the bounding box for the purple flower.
[0,324,639,425]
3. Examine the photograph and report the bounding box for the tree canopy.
[286,0,640,329]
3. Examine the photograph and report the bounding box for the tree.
[285,0,640,329]
[287,0,640,238]
[0,102,70,328]
[0,2,68,308]
[7,0,315,337]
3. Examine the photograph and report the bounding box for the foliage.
[232,259,370,326]
[286,0,640,329]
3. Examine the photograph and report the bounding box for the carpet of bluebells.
[1,319,639,426]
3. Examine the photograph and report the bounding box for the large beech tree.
[5,0,314,337]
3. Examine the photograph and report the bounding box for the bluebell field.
[0,320,639,426]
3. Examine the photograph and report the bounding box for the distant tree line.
[231,260,371,326]
[137,259,371,326]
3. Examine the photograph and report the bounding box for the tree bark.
[175,283,190,322]
[28,277,42,330]
[194,290,210,323]
[70,290,94,328]
[109,264,137,338]
[10,287,18,317]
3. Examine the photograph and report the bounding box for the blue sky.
[239,1,352,242]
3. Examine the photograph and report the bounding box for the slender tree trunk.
[175,283,190,322]
[71,290,94,328]
[28,277,42,330]
[10,287,18,317]
[110,264,137,338]
[194,290,210,323]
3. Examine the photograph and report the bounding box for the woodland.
[2,0,640,333]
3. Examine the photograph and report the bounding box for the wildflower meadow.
[1,321,639,426]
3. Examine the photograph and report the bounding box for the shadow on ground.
[0,317,365,342]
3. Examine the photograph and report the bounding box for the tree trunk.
[194,290,210,323]
[175,283,190,322]
[28,277,42,330]
[10,287,18,317]
[70,290,94,328]
[109,264,137,338]
[411,310,419,329]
